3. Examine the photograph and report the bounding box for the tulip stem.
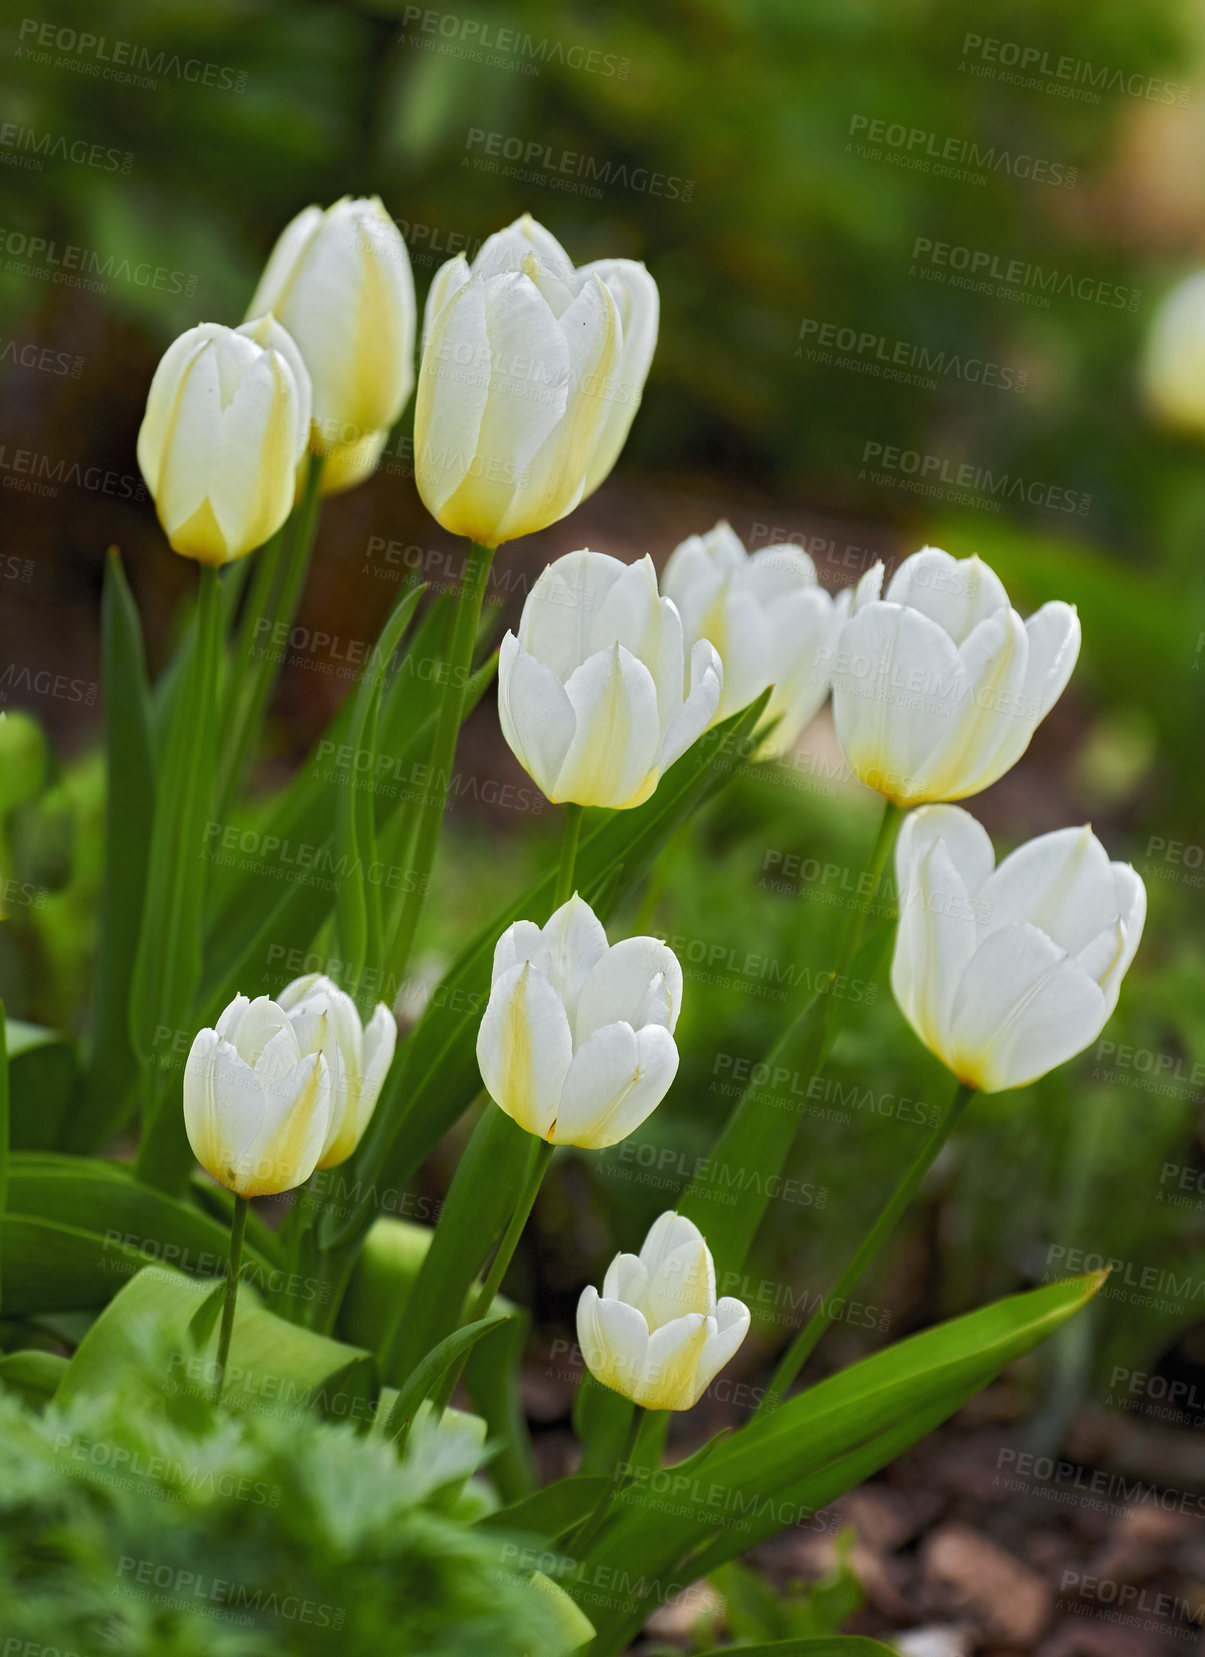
[214,1195,249,1405]
[829,800,902,1006]
[430,1137,554,1414]
[755,1079,976,1418]
[217,453,325,810]
[552,804,583,912]
[572,1406,647,1555]
[386,538,496,994]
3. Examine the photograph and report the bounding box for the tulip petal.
[476,961,574,1138]
[579,257,659,497]
[695,1300,752,1398]
[947,923,1107,1092]
[585,1293,651,1399]
[885,548,1010,645]
[536,894,610,1018]
[602,1252,648,1306]
[575,937,685,1042]
[518,549,627,680]
[414,277,492,521]
[659,638,723,772]
[643,1231,715,1327]
[498,634,576,798]
[554,1021,678,1148]
[241,1052,331,1195]
[915,606,1029,799]
[640,1314,709,1410]
[978,824,1118,958]
[184,1031,263,1191]
[552,644,661,808]
[638,1211,708,1280]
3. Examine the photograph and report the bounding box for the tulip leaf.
[476,1473,613,1541]
[574,1272,1105,1653]
[56,1263,378,1424]
[321,692,772,1257]
[4,1021,79,1153]
[129,565,226,1187]
[69,551,156,1152]
[382,1310,509,1442]
[333,585,425,1010]
[0,1348,68,1408]
[0,1215,158,1314]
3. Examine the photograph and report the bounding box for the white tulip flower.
[276,973,396,1168]
[476,895,682,1148]
[184,993,331,1196]
[1143,271,1205,438]
[137,316,312,565]
[415,214,658,546]
[498,549,722,809]
[829,547,1080,805]
[576,1212,751,1411]
[662,520,851,757]
[891,805,1146,1093]
[247,196,416,468]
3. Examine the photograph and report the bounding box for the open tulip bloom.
[662,520,851,758]
[275,973,396,1168]
[498,549,722,809]
[184,993,332,1198]
[892,805,1146,1093]
[476,895,682,1148]
[577,1212,751,1411]
[830,547,1081,806]
[415,213,659,546]
[137,316,312,565]
[247,195,416,471]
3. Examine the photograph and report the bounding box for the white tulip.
[891,805,1146,1093]
[662,520,851,757]
[829,547,1080,805]
[137,316,312,565]
[415,214,658,546]
[247,196,416,467]
[1143,271,1205,437]
[184,993,330,1196]
[498,549,722,809]
[576,1212,750,1411]
[275,973,396,1168]
[476,895,682,1148]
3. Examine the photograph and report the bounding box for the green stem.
[572,1406,646,1555]
[385,539,495,994]
[214,1195,249,1404]
[217,454,325,809]
[830,801,901,991]
[756,1078,976,1417]
[432,1137,554,1412]
[552,804,583,913]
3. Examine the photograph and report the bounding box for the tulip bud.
[137,316,312,565]
[662,520,851,758]
[275,973,396,1167]
[1143,271,1205,438]
[415,214,658,546]
[476,894,682,1148]
[498,549,722,809]
[183,993,331,1196]
[891,805,1146,1093]
[831,546,1080,805]
[247,196,416,473]
[576,1212,750,1411]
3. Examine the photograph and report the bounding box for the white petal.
[552,644,661,808]
[497,634,576,798]
[693,1301,752,1402]
[639,1315,709,1410]
[475,961,573,1138]
[553,1022,677,1148]
[575,936,685,1042]
[659,638,723,771]
[535,895,610,1020]
[978,824,1117,957]
[518,549,627,680]
[885,548,1010,645]
[579,1292,650,1401]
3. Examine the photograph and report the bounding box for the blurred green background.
[3,0,1205,1471]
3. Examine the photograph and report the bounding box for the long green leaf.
[383,1312,508,1441]
[71,551,155,1151]
[577,1273,1104,1651]
[476,1474,612,1542]
[4,1021,78,1152]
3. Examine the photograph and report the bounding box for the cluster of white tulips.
[141,200,1145,1420]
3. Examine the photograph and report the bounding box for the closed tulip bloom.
[1143,271,1205,437]
[137,316,312,565]
[576,1212,751,1411]
[499,549,722,809]
[831,547,1080,805]
[662,520,850,757]
[891,805,1146,1093]
[184,993,331,1196]
[415,214,658,546]
[247,196,416,464]
[476,894,682,1148]
[275,973,396,1168]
